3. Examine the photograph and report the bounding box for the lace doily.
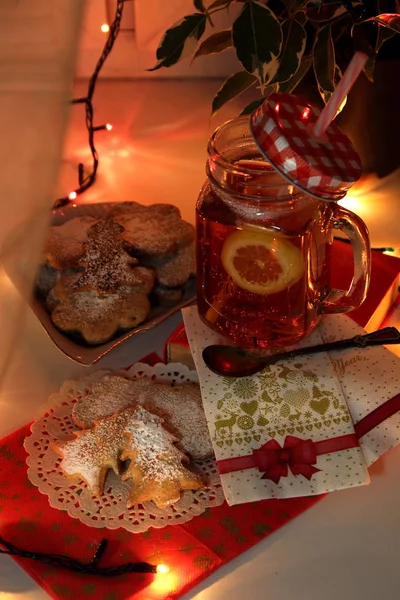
[24,363,225,533]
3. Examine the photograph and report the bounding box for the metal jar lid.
[250,92,362,200]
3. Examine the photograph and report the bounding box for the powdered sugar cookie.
[72,374,153,429]
[74,220,154,294]
[154,242,196,288]
[52,407,136,496]
[71,374,213,460]
[51,274,151,344]
[114,205,194,258]
[45,215,98,269]
[121,406,205,508]
[137,382,213,460]
[108,202,181,221]
[152,283,183,306]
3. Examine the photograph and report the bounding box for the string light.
[101,23,110,33]
[54,1,124,209]
[0,535,167,577]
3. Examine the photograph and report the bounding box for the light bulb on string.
[156,564,169,574]
[100,23,110,33]
[68,191,77,201]
[93,124,113,132]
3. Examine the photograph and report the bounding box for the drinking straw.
[313,51,368,138]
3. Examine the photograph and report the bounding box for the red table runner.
[0,355,324,599]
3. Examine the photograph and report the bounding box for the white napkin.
[320,315,400,468]
[182,309,400,506]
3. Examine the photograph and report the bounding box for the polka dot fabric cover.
[182,310,400,506]
[250,93,362,200]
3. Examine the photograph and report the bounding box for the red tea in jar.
[196,106,370,350]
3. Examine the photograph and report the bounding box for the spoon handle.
[267,327,400,364]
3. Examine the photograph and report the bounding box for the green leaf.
[363,54,376,82]
[232,1,283,88]
[376,24,396,52]
[286,0,309,15]
[313,23,335,96]
[212,70,257,116]
[360,13,400,34]
[194,0,206,13]
[149,14,207,70]
[306,4,346,22]
[272,18,306,84]
[332,12,352,43]
[239,84,277,115]
[239,97,265,116]
[278,55,312,93]
[208,0,233,9]
[295,10,308,26]
[193,0,214,25]
[318,63,342,105]
[192,30,232,61]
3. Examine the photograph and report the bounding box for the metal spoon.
[202,327,400,377]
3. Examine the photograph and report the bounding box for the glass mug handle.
[323,204,371,314]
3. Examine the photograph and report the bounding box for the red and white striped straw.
[313,51,368,138]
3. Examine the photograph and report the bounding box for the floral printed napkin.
[182,308,373,506]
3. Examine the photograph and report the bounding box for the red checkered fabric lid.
[250,92,362,200]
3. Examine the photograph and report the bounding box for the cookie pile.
[52,374,214,508]
[37,203,196,345]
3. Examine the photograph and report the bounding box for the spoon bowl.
[202,327,400,377]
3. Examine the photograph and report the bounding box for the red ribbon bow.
[252,436,321,484]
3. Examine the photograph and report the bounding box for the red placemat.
[0,355,324,599]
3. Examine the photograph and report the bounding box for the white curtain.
[0,1,84,385]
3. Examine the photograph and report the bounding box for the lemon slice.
[221,228,304,295]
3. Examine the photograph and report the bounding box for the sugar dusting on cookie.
[155,242,196,287]
[126,406,184,480]
[53,408,135,496]
[41,204,195,346]
[75,220,149,293]
[114,207,194,257]
[137,382,213,460]
[46,216,98,269]
[72,375,214,460]
[74,291,120,317]
[121,406,205,508]
[51,274,151,345]
[72,375,153,429]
